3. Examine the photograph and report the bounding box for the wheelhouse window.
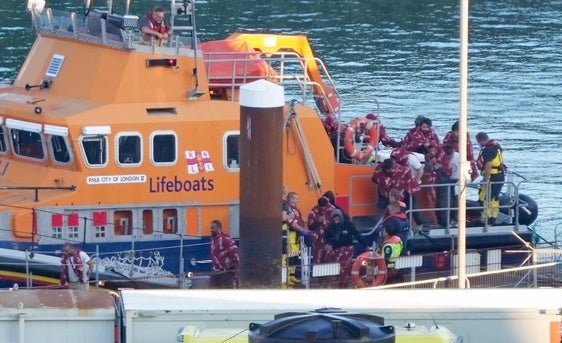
[116,133,142,166]
[224,131,240,171]
[81,135,108,167]
[151,132,177,165]
[0,126,9,154]
[10,128,45,160]
[49,135,72,164]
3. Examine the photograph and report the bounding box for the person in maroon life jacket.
[443,120,479,181]
[372,158,422,227]
[402,116,441,154]
[307,196,335,264]
[210,219,239,288]
[139,6,173,46]
[424,144,452,206]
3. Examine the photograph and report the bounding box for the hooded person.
[324,209,369,288]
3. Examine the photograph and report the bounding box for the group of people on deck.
[360,114,506,229]
[207,114,507,289]
[281,188,407,288]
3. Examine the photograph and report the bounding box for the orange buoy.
[350,251,387,288]
[343,117,378,161]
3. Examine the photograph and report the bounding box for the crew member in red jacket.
[60,242,93,290]
[139,6,173,46]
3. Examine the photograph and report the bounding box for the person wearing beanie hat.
[331,209,344,220]
[322,190,350,221]
[324,209,369,288]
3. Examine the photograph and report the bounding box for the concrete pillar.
[239,80,284,288]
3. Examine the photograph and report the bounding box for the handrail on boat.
[0,185,76,202]
[203,50,341,112]
[356,177,528,237]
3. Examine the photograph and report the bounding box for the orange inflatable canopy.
[201,39,278,84]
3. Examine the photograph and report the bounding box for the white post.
[457,0,470,289]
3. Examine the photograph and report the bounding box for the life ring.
[315,84,340,115]
[350,251,387,288]
[343,117,379,161]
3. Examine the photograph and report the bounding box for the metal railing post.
[25,249,32,288]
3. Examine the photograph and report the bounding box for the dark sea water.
[1,0,561,239]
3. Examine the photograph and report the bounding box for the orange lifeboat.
[343,117,378,161]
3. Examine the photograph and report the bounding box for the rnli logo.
[186,150,214,174]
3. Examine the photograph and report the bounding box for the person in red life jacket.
[390,147,424,185]
[323,114,351,163]
[371,158,394,219]
[59,242,93,290]
[443,120,479,181]
[322,114,340,139]
[476,132,506,226]
[372,157,423,228]
[424,144,453,208]
[365,113,402,148]
[139,6,173,47]
[374,201,410,252]
[324,209,369,288]
[402,116,441,154]
[210,219,239,288]
[286,192,310,285]
[307,196,336,264]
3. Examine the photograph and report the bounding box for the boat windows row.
[50,208,183,241]
[0,123,241,171]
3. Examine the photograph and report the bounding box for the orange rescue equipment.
[344,117,378,161]
[316,85,340,115]
[351,251,387,288]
